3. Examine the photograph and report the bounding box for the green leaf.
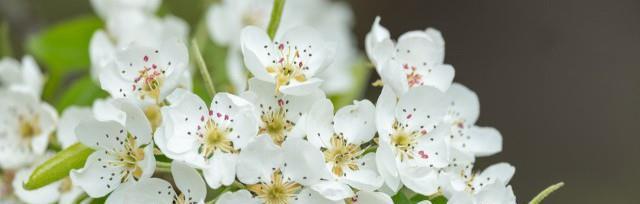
[392,192,412,204]
[56,76,108,112]
[26,16,102,71]
[429,196,448,204]
[410,194,429,203]
[24,143,94,190]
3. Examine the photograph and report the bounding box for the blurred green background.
[1,0,639,203]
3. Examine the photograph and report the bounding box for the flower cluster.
[0,0,529,204]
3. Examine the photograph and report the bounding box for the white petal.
[110,98,153,145]
[240,26,274,82]
[445,83,480,124]
[379,59,409,95]
[279,78,324,96]
[370,38,394,72]
[475,182,516,204]
[293,188,344,204]
[161,89,207,155]
[13,169,61,204]
[172,160,207,203]
[57,107,93,148]
[75,119,127,152]
[203,152,237,189]
[395,33,445,67]
[311,181,354,201]
[375,142,401,193]
[365,16,390,65]
[70,150,125,197]
[226,48,248,92]
[395,86,449,134]
[211,92,259,149]
[305,99,334,148]
[92,98,126,123]
[473,163,516,190]
[418,63,455,92]
[216,190,261,204]
[333,100,376,145]
[375,86,397,142]
[236,135,282,184]
[341,153,384,191]
[89,30,116,81]
[398,165,439,195]
[20,55,44,96]
[113,178,174,204]
[467,126,502,157]
[281,138,332,186]
[352,191,393,204]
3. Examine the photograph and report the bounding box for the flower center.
[247,170,301,204]
[266,43,309,92]
[402,64,424,87]
[323,135,361,177]
[144,104,162,131]
[58,177,73,193]
[18,116,40,140]
[259,108,292,145]
[111,134,146,182]
[390,121,419,161]
[198,120,234,159]
[133,62,165,102]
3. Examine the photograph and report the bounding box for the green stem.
[266,0,286,39]
[155,161,172,173]
[529,182,565,204]
[73,193,89,204]
[191,38,216,97]
[0,21,12,58]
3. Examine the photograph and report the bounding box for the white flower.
[241,78,325,145]
[57,107,93,148]
[303,99,384,200]
[99,38,189,105]
[0,90,57,170]
[444,83,502,157]
[366,16,454,94]
[105,160,207,204]
[374,86,452,195]
[444,163,516,204]
[0,56,43,97]
[349,191,393,204]
[90,0,160,19]
[206,0,271,47]
[70,98,155,198]
[154,88,259,189]
[232,135,338,204]
[240,26,334,95]
[13,168,84,204]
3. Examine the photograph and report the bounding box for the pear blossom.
[0,90,57,170]
[374,86,452,195]
[444,83,502,157]
[154,89,259,189]
[241,78,324,145]
[240,26,334,95]
[207,0,357,94]
[366,16,455,94]
[303,99,384,200]
[0,56,43,97]
[70,98,155,198]
[105,160,207,204]
[232,135,339,204]
[444,163,517,204]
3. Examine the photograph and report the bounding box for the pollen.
[18,115,40,141]
[247,170,301,204]
[323,135,362,176]
[259,108,292,145]
[198,119,235,159]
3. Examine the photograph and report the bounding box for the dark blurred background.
[1,0,639,203]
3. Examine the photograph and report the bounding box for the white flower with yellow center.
[230,135,339,204]
[444,163,516,204]
[154,89,258,189]
[366,16,454,94]
[240,26,334,95]
[0,90,57,170]
[241,78,324,145]
[303,99,384,201]
[374,86,451,195]
[99,38,189,105]
[105,160,207,204]
[70,98,155,198]
[0,56,43,97]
